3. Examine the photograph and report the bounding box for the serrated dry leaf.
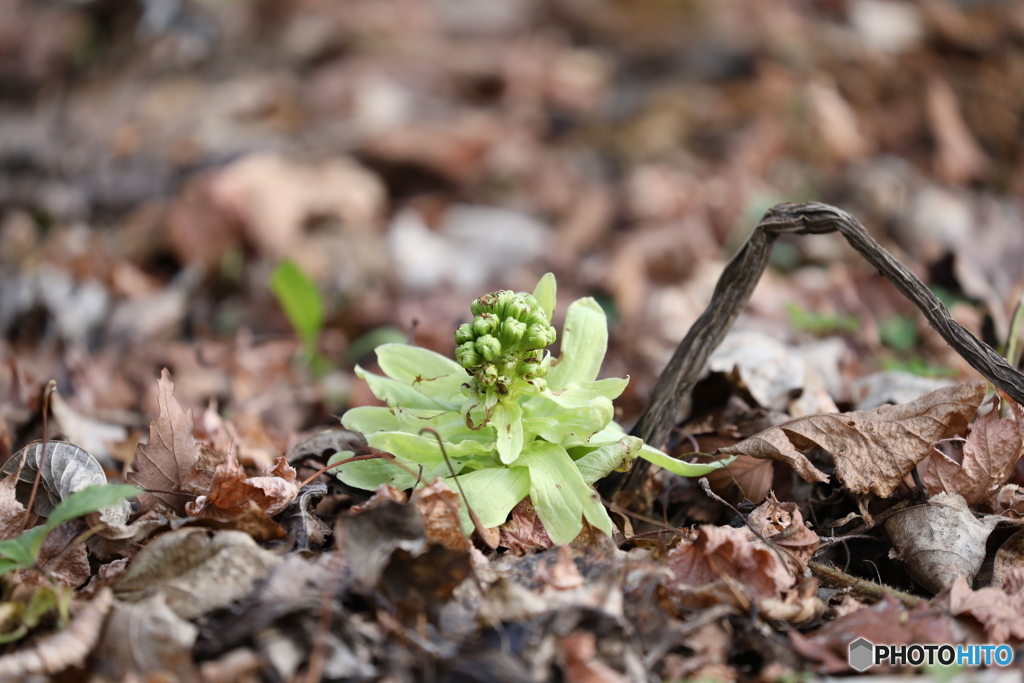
[128,369,209,514]
[884,492,999,593]
[667,525,793,600]
[720,382,986,497]
[920,394,1024,505]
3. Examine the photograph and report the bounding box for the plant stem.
[808,560,922,608]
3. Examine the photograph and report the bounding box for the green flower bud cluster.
[455,290,556,396]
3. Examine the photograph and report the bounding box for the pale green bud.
[525,323,556,349]
[504,297,533,322]
[475,334,502,361]
[455,323,474,345]
[473,314,498,337]
[456,341,480,368]
[499,317,526,346]
[526,310,549,328]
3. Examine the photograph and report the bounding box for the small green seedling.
[0,483,140,576]
[270,259,329,372]
[332,274,730,545]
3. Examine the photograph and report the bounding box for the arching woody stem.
[601,202,1024,497]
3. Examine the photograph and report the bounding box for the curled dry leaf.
[277,480,331,553]
[720,382,986,497]
[0,588,113,680]
[499,499,554,554]
[113,528,282,619]
[412,478,466,552]
[667,524,793,601]
[920,393,1024,505]
[286,427,367,463]
[944,568,1024,644]
[746,494,820,575]
[884,492,1000,593]
[1,440,131,525]
[186,455,298,519]
[128,369,213,515]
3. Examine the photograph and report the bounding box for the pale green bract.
[333,274,732,545]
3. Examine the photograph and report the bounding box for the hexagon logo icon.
[849,638,874,672]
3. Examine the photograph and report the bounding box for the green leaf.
[517,440,612,544]
[522,396,613,446]
[637,443,735,477]
[270,259,323,346]
[47,484,142,527]
[532,272,557,323]
[493,400,525,464]
[0,526,48,571]
[356,366,455,411]
[575,437,642,485]
[455,466,531,533]
[544,378,627,408]
[375,344,467,400]
[341,406,401,434]
[546,297,608,391]
[330,451,462,490]
[366,432,492,465]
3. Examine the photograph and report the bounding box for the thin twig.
[22,381,56,531]
[298,451,393,489]
[419,428,490,544]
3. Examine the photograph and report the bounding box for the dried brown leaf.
[499,499,554,554]
[128,369,208,514]
[945,569,1024,644]
[559,631,630,683]
[920,394,1024,505]
[746,494,820,575]
[720,382,986,497]
[113,528,281,619]
[0,473,29,540]
[790,597,956,673]
[884,492,999,593]
[993,529,1024,589]
[94,593,199,680]
[412,478,466,552]
[667,524,792,600]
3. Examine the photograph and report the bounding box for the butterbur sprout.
[338,273,731,548]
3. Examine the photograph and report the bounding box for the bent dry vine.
[602,201,1024,498]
